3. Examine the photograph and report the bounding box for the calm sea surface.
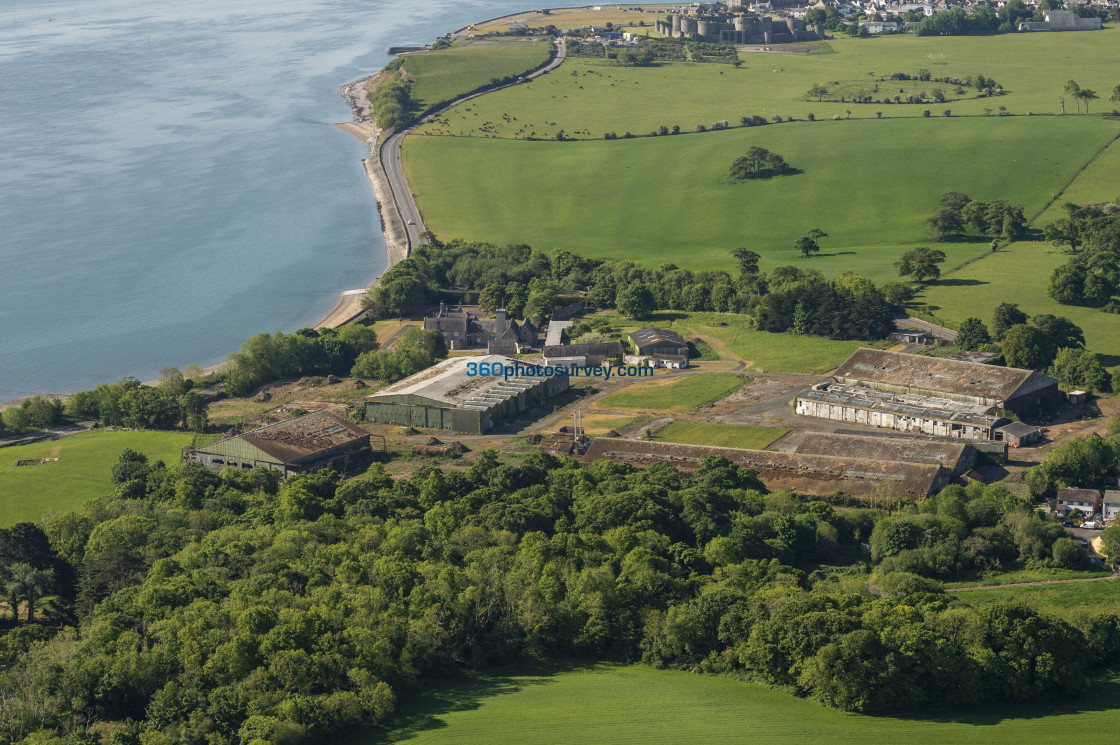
[0,0,523,400]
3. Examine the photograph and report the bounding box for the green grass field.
[589,311,881,372]
[404,116,1118,277]
[400,39,552,114]
[653,421,788,449]
[472,5,674,34]
[951,578,1120,621]
[944,567,1114,588]
[598,373,746,413]
[357,663,1120,745]
[416,29,1120,140]
[0,430,194,527]
[916,135,1120,364]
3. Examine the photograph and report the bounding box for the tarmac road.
[379,39,567,251]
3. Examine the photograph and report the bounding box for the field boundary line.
[947,573,1119,592]
[939,130,1120,279]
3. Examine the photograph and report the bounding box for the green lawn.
[592,311,884,373]
[916,135,1120,365]
[416,29,1120,140]
[355,663,1120,745]
[653,421,787,449]
[944,567,1114,588]
[598,372,746,413]
[0,430,194,526]
[401,39,553,114]
[404,116,1118,278]
[951,578,1120,621]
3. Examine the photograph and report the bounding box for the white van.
[1082,521,1101,530]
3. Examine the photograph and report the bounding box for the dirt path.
[947,574,1118,592]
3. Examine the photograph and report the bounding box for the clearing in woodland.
[356,663,1120,745]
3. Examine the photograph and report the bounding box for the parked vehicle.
[1082,521,1101,530]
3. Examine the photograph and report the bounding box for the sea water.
[0,0,523,401]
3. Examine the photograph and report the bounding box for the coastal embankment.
[319,71,415,330]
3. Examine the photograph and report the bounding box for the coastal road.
[379,39,567,251]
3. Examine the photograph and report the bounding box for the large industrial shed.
[183,409,370,477]
[832,348,1059,416]
[796,383,1007,440]
[364,355,569,434]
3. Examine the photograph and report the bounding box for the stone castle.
[655,3,824,45]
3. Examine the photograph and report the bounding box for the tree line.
[365,239,900,343]
[1046,205,1120,309]
[2,448,1118,745]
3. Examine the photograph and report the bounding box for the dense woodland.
[2,446,1120,744]
[364,239,899,341]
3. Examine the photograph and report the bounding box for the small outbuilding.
[996,421,1041,447]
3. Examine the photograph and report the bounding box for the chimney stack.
[496,308,506,326]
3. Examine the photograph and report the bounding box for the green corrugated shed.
[196,437,282,466]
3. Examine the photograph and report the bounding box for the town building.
[1103,491,1120,522]
[183,409,371,477]
[364,355,569,434]
[1019,10,1102,31]
[1052,487,1102,518]
[831,348,1059,417]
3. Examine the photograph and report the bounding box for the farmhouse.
[364,355,569,434]
[423,305,537,352]
[183,409,370,477]
[831,348,1059,416]
[579,437,947,498]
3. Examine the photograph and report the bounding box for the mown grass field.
[590,311,882,372]
[400,39,552,114]
[416,28,1120,140]
[951,578,1120,621]
[358,663,1120,745]
[916,135,1120,364]
[597,372,746,413]
[653,421,787,449]
[0,430,194,527]
[404,116,1118,278]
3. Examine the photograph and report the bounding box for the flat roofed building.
[185,409,370,477]
[580,438,945,498]
[794,432,975,483]
[365,355,569,434]
[832,348,1059,416]
[796,382,1007,440]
